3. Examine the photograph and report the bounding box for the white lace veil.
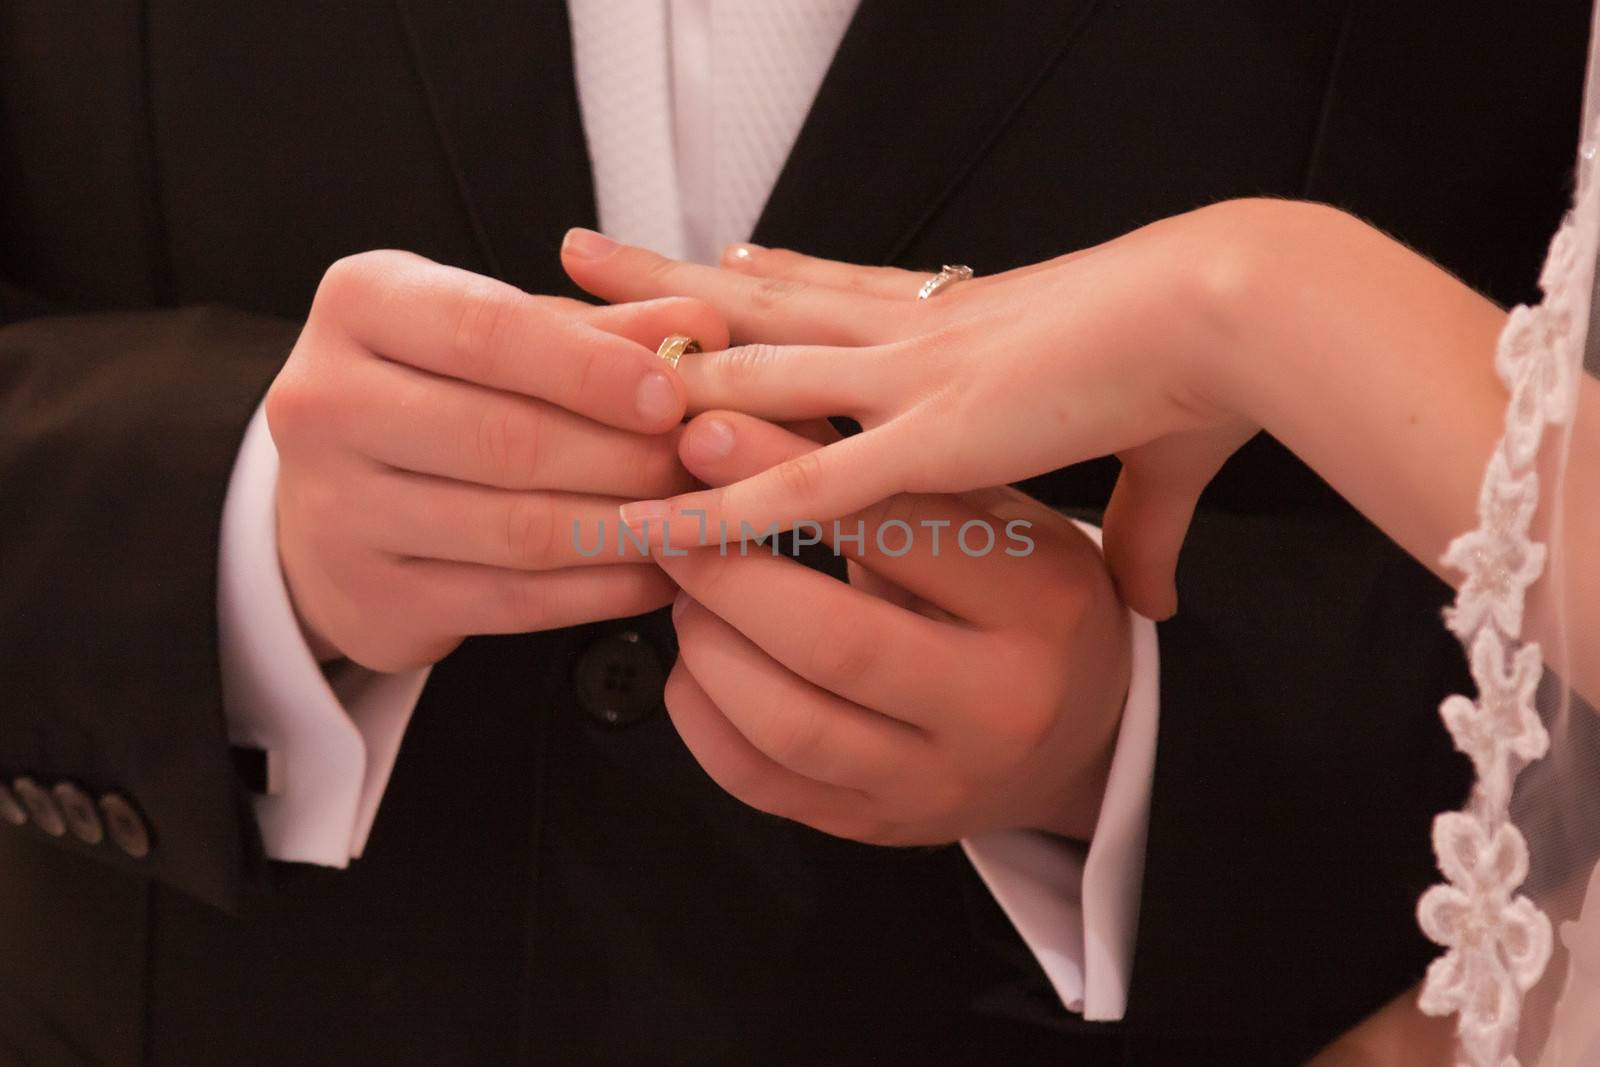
[1416,12,1600,1065]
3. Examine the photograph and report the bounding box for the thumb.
[1102,432,1244,619]
[1102,466,1200,621]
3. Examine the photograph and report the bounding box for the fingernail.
[562,227,618,260]
[672,591,691,621]
[722,243,762,266]
[683,417,735,465]
[634,371,680,423]
[619,499,671,530]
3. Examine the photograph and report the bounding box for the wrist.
[1168,198,1357,429]
[1178,198,1510,572]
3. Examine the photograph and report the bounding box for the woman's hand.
[563,199,1510,620]
[561,204,1271,618]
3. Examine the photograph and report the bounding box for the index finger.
[560,228,901,346]
[619,423,913,554]
[677,412,1061,628]
[314,250,691,433]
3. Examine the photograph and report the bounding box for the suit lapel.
[394,0,597,293]
[753,0,1102,266]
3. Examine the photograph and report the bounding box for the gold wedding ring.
[656,334,701,369]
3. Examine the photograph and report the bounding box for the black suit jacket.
[0,3,1589,1065]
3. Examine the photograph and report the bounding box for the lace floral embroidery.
[1419,814,1554,1050]
[1442,454,1547,642]
[1419,120,1600,1067]
[1438,630,1548,813]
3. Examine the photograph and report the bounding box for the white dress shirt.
[216,0,1159,1022]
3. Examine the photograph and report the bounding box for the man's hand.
[265,250,726,671]
[659,411,1132,844]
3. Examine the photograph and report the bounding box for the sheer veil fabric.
[1417,9,1600,1065]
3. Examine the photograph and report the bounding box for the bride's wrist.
[1172,197,1511,575]
[1169,198,1362,431]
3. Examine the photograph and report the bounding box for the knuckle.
[640,251,680,286]
[751,276,806,311]
[263,370,319,443]
[752,702,824,770]
[265,343,359,447]
[805,623,877,689]
[474,404,538,484]
[315,250,415,316]
[473,405,515,480]
[714,343,778,384]
[450,282,518,376]
[775,450,825,499]
[317,253,381,308]
[561,340,602,406]
[505,494,557,568]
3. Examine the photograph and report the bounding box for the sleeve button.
[13,778,66,837]
[99,793,152,859]
[52,782,105,845]
[0,782,27,828]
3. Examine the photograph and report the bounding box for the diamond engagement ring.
[655,334,701,368]
[916,264,974,301]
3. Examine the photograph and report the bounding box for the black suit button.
[13,778,66,837]
[53,782,105,845]
[99,793,151,859]
[0,782,26,827]
[574,630,665,727]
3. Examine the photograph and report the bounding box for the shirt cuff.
[960,520,1160,1022]
[216,403,430,866]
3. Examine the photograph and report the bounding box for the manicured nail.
[634,371,680,423]
[619,500,672,530]
[683,417,735,465]
[722,243,762,266]
[672,591,691,621]
[562,227,618,260]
